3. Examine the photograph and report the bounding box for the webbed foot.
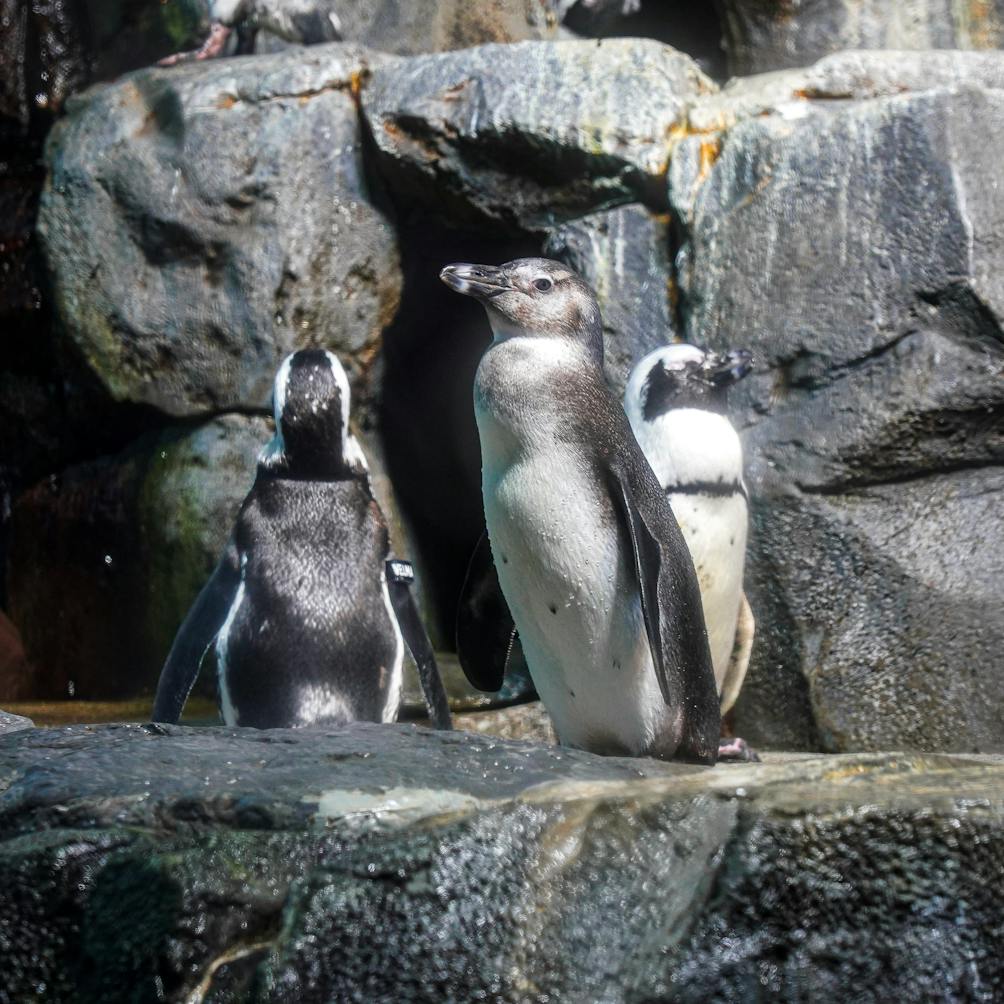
[717,736,760,763]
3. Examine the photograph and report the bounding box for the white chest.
[475,373,676,754]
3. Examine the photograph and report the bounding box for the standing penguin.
[624,344,756,758]
[441,259,720,763]
[151,349,452,731]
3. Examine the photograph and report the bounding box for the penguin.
[158,0,342,65]
[441,258,720,763]
[151,349,452,732]
[624,344,756,759]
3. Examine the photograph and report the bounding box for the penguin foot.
[717,737,760,763]
[158,22,232,66]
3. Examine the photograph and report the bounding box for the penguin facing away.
[152,349,452,732]
[624,344,755,710]
[441,258,721,763]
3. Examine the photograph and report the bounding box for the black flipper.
[606,459,720,764]
[455,531,515,692]
[387,560,452,731]
[151,538,241,724]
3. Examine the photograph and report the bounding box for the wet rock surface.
[0,723,1002,1002]
[0,708,33,734]
[38,44,400,418]
[668,51,1004,752]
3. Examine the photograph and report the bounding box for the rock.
[362,38,715,232]
[0,723,1002,1000]
[38,44,401,419]
[454,700,557,744]
[0,708,32,734]
[668,52,1004,752]
[0,613,32,703]
[401,654,538,716]
[6,414,270,700]
[718,0,1004,77]
[544,202,674,393]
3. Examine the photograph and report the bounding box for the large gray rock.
[544,202,675,392]
[0,709,32,735]
[38,44,401,418]
[0,723,1002,1001]
[669,52,1004,752]
[362,38,715,231]
[717,0,1004,76]
[6,414,269,700]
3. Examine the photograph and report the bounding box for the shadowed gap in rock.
[564,0,727,81]
[379,222,540,644]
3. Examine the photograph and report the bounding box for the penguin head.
[440,258,604,366]
[627,343,753,421]
[264,349,367,479]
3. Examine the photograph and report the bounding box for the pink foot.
[718,736,760,763]
[158,22,232,66]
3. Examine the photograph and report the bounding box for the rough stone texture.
[544,202,674,393]
[0,709,32,734]
[0,723,1002,1002]
[454,700,557,744]
[38,44,401,418]
[6,414,269,701]
[362,38,716,232]
[669,52,1004,752]
[717,0,1004,77]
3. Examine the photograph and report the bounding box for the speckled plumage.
[443,258,720,762]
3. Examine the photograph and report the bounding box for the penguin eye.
[533,277,553,292]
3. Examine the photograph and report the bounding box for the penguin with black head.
[442,258,720,763]
[152,349,452,731]
[625,344,757,760]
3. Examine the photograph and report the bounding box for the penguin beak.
[705,349,753,386]
[440,263,510,301]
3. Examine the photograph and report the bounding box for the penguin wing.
[456,531,525,692]
[719,592,755,716]
[151,537,241,724]
[605,457,721,763]
[386,561,453,731]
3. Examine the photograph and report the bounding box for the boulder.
[38,44,401,419]
[543,202,674,393]
[717,0,1004,76]
[668,52,1004,752]
[6,414,269,700]
[362,38,716,231]
[0,709,32,735]
[0,723,1002,1001]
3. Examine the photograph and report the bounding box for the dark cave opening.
[379,221,541,647]
[565,0,728,81]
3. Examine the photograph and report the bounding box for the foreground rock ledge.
[1,724,1001,1002]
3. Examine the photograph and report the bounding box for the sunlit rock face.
[668,51,1004,752]
[37,44,401,419]
[0,723,1002,1000]
[717,0,1004,76]
[361,38,715,231]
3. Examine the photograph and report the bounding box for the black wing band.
[387,560,453,731]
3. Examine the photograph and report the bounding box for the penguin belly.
[484,446,680,757]
[669,491,747,692]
